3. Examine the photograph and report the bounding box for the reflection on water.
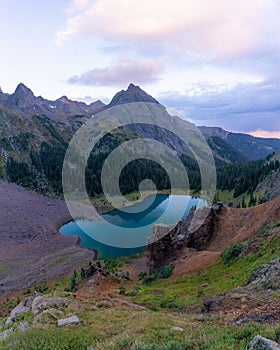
[60,194,207,259]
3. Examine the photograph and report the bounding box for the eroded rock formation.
[146,204,224,273]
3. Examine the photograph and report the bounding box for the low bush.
[141,266,174,285]
[221,243,243,265]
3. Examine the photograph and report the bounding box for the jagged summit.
[15,82,32,93]
[1,83,104,119]
[56,95,70,103]
[107,83,159,108]
[7,83,37,109]
[90,99,105,109]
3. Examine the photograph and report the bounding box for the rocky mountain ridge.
[0,83,105,122]
[1,82,279,163]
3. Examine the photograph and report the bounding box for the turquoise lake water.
[60,194,207,259]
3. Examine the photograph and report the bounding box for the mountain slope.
[199,126,280,160]
[0,181,95,297]
[1,82,280,196]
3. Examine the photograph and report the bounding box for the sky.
[1,0,280,137]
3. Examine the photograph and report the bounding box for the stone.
[0,327,14,340]
[17,322,31,332]
[23,296,35,307]
[32,296,69,315]
[57,315,80,327]
[10,302,30,320]
[115,271,130,280]
[171,327,184,332]
[248,335,280,349]
[5,317,13,327]
[247,259,280,290]
[43,307,65,318]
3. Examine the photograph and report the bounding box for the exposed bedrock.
[146,204,224,273]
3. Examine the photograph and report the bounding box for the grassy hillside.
[1,220,279,349]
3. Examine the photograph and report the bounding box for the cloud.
[249,129,280,139]
[56,0,280,135]
[158,80,280,132]
[67,61,164,86]
[56,0,280,59]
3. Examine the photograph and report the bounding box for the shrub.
[221,243,243,265]
[142,266,174,285]
[119,286,126,295]
[275,327,280,343]
[138,270,148,281]
[160,266,174,279]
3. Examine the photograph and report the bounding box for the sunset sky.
[1,0,280,136]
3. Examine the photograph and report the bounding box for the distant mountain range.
[0,83,105,122]
[199,126,280,161]
[1,82,280,192]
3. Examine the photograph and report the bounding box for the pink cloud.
[249,129,280,139]
[67,60,164,86]
[56,0,279,58]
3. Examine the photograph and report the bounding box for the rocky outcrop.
[57,315,80,327]
[32,296,69,315]
[115,271,130,280]
[17,322,31,332]
[10,301,30,320]
[146,205,223,273]
[247,258,280,290]
[82,262,109,279]
[201,255,280,324]
[249,335,280,349]
[255,169,280,203]
[0,327,14,340]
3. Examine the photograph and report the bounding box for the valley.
[0,83,280,349]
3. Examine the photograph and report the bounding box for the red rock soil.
[173,197,280,278]
[87,198,280,323]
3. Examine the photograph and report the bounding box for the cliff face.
[146,205,223,274]
[255,168,280,203]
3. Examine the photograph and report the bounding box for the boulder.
[248,335,280,349]
[0,327,14,340]
[5,317,13,327]
[32,296,69,315]
[247,259,280,290]
[115,271,130,280]
[171,327,184,332]
[17,322,31,332]
[23,296,35,307]
[10,302,30,320]
[57,315,80,327]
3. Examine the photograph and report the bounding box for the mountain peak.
[107,83,159,107]
[127,83,139,90]
[56,95,70,103]
[14,83,36,98]
[8,83,37,109]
